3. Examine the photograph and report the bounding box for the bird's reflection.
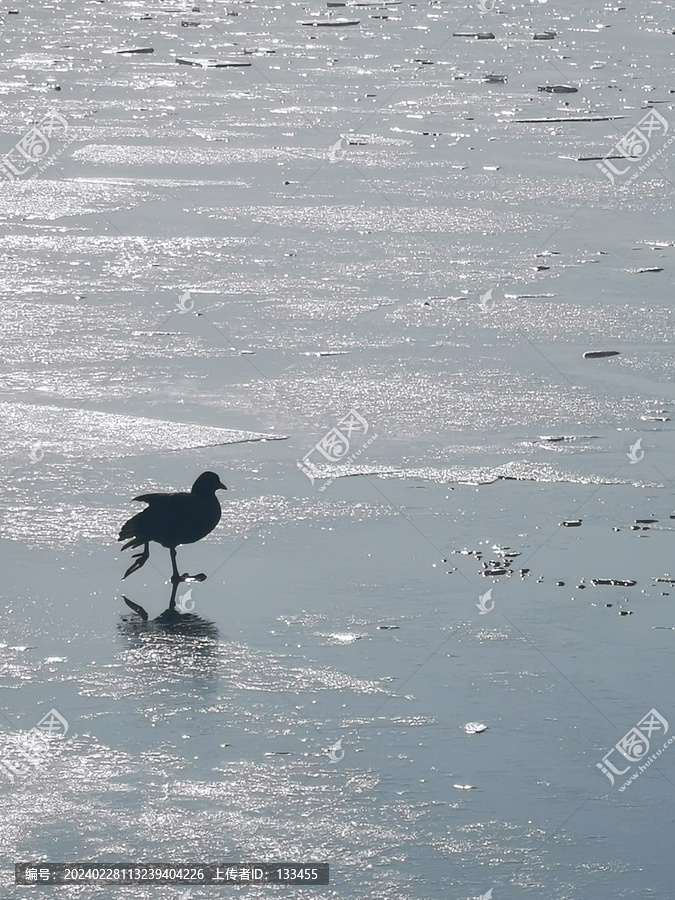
[119,580,219,641]
[117,582,221,705]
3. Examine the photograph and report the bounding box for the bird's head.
[192,471,227,494]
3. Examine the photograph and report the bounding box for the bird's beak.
[218,481,227,490]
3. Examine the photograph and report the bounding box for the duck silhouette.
[121,583,219,639]
[118,472,227,584]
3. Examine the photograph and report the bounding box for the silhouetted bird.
[119,472,227,584]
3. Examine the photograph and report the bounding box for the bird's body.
[119,472,227,583]
[119,490,222,551]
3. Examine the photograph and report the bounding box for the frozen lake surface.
[1,0,675,896]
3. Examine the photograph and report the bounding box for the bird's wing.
[132,493,194,516]
[133,492,171,505]
[120,493,189,546]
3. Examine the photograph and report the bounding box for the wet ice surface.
[1,0,675,895]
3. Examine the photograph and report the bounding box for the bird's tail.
[118,511,148,551]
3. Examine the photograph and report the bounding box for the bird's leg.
[122,543,150,579]
[170,548,207,584]
[122,596,149,622]
[169,547,183,585]
[169,547,192,585]
[168,580,179,610]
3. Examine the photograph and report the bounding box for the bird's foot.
[170,572,207,585]
[183,572,207,583]
[122,549,150,580]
